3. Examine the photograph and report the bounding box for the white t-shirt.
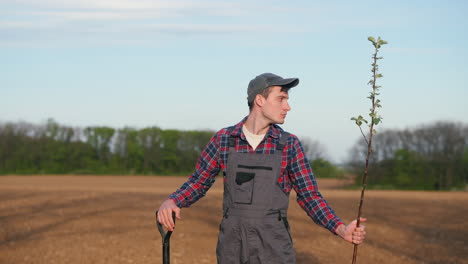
[242,125,266,151]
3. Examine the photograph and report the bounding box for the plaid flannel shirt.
[168,117,344,233]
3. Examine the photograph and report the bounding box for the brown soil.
[0,175,467,264]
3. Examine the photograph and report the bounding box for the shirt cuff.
[324,217,344,234]
[331,221,345,235]
[167,194,183,208]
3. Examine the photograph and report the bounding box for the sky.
[2,0,467,163]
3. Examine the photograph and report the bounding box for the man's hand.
[157,199,181,231]
[336,218,367,245]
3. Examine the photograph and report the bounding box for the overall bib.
[216,132,295,264]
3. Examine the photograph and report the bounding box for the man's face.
[261,86,291,124]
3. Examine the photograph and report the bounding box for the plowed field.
[0,176,467,264]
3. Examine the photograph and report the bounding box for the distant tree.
[348,121,468,190]
[299,136,344,178]
[84,126,115,166]
[138,127,163,174]
[177,130,214,174]
[159,129,181,174]
[311,158,345,179]
[300,136,328,161]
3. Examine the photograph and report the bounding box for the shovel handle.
[156,211,176,240]
[156,211,176,264]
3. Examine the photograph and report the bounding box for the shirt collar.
[231,116,284,140]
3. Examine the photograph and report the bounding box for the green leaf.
[351,115,369,126]
[351,117,361,126]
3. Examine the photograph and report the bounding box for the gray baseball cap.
[247,73,299,103]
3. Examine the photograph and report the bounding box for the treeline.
[348,121,468,190]
[2,119,466,190]
[0,119,214,175]
[0,119,343,178]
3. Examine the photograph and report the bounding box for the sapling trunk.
[350,36,387,264]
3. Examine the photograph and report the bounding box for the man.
[157,73,366,263]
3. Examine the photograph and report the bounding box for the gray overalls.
[216,131,295,264]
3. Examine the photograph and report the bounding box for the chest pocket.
[233,165,273,204]
[234,171,255,204]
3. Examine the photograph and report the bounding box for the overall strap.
[276,131,290,151]
[228,127,236,151]
[228,136,236,151]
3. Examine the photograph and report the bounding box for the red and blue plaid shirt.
[168,117,344,233]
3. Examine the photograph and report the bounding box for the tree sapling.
[350,36,388,264]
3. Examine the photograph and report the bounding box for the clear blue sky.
[2,0,467,163]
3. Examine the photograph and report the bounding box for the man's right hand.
[157,199,181,231]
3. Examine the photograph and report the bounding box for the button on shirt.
[168,117,344,233]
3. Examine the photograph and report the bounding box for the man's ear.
[255,94,265,107]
